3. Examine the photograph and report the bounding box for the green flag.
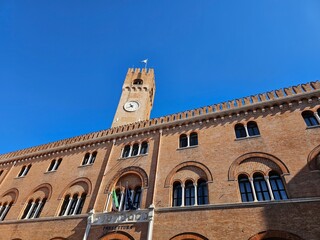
[112,190,119,209]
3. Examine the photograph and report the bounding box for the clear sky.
[1,0,320,154]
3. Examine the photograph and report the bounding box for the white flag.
[141,59,148,64]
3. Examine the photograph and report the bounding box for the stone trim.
[155,197,320,212]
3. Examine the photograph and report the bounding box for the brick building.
[0,68,320,240]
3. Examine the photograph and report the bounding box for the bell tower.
[112,68,155,127]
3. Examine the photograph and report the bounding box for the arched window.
[48,158,62,172]
[189,132,198,146]
[197,179,208,205]
[253,173,270,201]
[90,152,97,164]
[76,193,87,214]
[0,202,12,221]
[122,145,131,158]
[269,171,288,200]
[172,182,182,207]
[238,175,254,202]
[247,121,260,136]
[131,143,139,156]
[302,111,319,127]
[140,141,148,154]
[179,134,188,148]
[185,181,195,206]
[235,124,247,138]
[59,194,70,216]
[82,153,90,165]
[133,187,142,209]
[59,193,86,216]
[133,79,143,85]
[22,198,46,219]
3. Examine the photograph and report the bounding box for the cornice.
[0,81,319,164]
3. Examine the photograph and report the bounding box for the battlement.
[0,80,319,162]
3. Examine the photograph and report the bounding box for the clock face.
[124,101,140,112]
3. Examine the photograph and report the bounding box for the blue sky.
[0,0,320,154]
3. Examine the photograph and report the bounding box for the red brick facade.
[0,69,319,240]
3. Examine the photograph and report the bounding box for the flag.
[112,190,119,211]
[125,188,136,210]
[141,59,148,64]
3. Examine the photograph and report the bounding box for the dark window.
[179,134,188,148]
[35,198,46,218]
[59,195,70,216]
[269,172,288,200]
[140,142,148,154]
[0,170,3,176]
[0,202,12,221]
[68,194,78,215]
[55,158,62,170]
[82,153,90,165]
[48,160,56,172]
[22,200,33,219]
[247,121,260,136]
[235,124,247,138]
[185,181,195,206]
[18,166,26,177]
[302,111,319,127]
[189,132,198,146]
[28,199,40,218]
[89,152,97,164]
[173,182,182,206]
[131,143,139,156]
[133,79,143,85]
[133,187,142,209]
[253,173,270,201]
[122,145,131,158]
[48,158,62,172]
[238,175,254,202]
[197,179,208,205]
[76,193,86,214]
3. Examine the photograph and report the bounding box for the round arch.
[106,166,148,192]
[164,161,213,187]
[58,177,92,199]
[22,183,53,202]
[170,232,208,240]
[307,144,320,170]
[1,188,19,204]
[228,152,290,181]
[248,230,304,240]
[99,231,134,240]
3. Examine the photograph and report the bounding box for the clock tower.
[112,68,155,127]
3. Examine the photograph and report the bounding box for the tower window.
[0,202,12,221]
[133,79,143,85]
